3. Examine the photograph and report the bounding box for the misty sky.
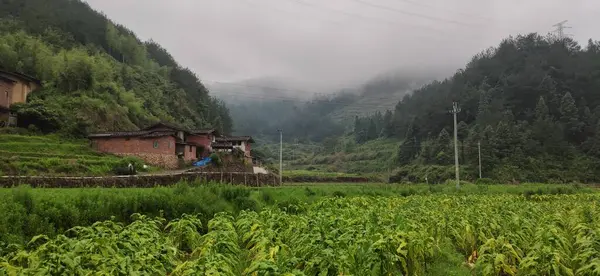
[85,0,599,90]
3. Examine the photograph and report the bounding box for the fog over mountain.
[86,0,599,93]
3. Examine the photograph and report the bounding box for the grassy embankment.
[0,181,595,245]
[0,133,150,176]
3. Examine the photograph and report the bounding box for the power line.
[239,0,346,26]
[349,0,480,27]
[390,0,495,22]
[288,0,484,41]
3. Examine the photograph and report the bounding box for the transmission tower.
[552,20,572,40]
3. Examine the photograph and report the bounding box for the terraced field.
[0,134,143,176]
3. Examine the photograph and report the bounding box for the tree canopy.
[0,0,232,135]
[354,34,600,182]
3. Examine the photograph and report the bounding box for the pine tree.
[367,118,378,140]
[583,121,600,158]
[532,96,566,155]
[476,89,492,127]
[457,121,469,162]
[438,128,450,141]
[535,96,550,121]
[397,119,419,165]
[434,128,452,164]
[382,110,393,137]
[479,125,498,173]
[353,116,366,144]
[559,92,582,143]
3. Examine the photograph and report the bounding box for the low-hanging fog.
[86,0,599,93]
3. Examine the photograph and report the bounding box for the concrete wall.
[253,166,268,174]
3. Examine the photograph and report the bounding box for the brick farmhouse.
[0,70,42,127]
[88,122,254,169]
[215,136,255,163]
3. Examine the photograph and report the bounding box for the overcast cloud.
[85,0,599,91]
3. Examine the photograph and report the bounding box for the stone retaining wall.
[0,172,280,188]
[115,152,179,169]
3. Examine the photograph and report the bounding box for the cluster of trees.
[355,34,600,182]
[229,95,346,143]
[0,0,231,136]
[352,111,393,143]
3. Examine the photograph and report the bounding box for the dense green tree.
[583,121,600,158]
[351,34,600,182]
[559,92,582,143]
[0,0,232,134]
[367,119,378,140]
[396,119,419,165]
[381,110,393,137]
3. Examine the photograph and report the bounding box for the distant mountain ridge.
[220,70,438,142]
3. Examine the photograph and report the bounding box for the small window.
[189,146,192,152]
[153,141,159,148]
[168,141,172,149]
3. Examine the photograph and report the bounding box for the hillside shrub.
[475,178,494,185]
[209,153,222,167]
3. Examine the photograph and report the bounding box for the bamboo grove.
[2,194,600,275]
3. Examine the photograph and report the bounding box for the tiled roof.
[190,129,216,135]
[212,142,234,148]
[142,122,190,133]
[0,69,42,85]
[141,131,176,138]
[88,130,151,138]
[88,130,177,139]
[216,136,254,143]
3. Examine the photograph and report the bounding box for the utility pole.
[478,141,482,179]
[450,102,461,189]
[278,129,282,185]
[552,20,572,40]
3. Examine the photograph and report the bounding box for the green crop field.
[0,134,151,176]
[1,183,600,275]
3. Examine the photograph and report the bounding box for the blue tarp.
[193,157,212,167]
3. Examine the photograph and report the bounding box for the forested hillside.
[0,0,232,135]
[354,34,600,182]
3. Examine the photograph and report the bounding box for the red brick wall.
[93,136,175,155]
[91,136,179,168]
[187,134,213,157]
[0,79,14,109]
[184,145,196,161]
